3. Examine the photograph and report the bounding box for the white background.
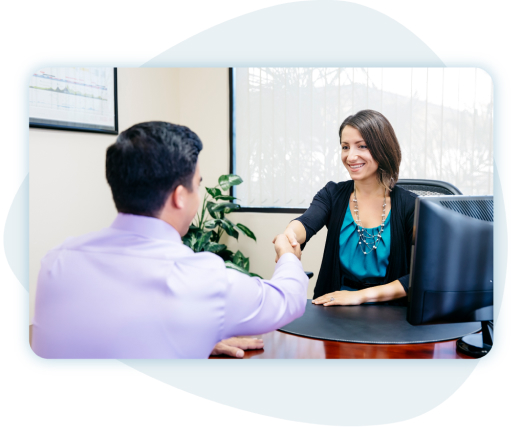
[1,1,519,426]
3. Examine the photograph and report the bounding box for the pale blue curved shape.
[9,1,506,425]
[144,1,444,67]
[124,359,475,425]
[4,174,28,292]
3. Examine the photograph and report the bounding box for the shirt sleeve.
[293,182,333,249]
[220,253,309,339]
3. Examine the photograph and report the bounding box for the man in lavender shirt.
[31,122,308,359]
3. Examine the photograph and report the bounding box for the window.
[231,67,493,211]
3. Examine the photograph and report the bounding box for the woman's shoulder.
[392,184,418,213]
[393,184,418,199]
[323,180,354,194]
[310,180,353,210]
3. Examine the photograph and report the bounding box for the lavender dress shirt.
[32,214,308,359]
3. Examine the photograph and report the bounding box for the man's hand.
[272,234,302,262]
[210,337,264,358]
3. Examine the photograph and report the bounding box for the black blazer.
[295,180,417,300]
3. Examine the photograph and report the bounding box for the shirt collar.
[110,213,182,243]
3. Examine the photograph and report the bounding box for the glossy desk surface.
[29,327,473,359]
[211,330,474,359]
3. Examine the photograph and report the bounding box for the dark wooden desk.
[30,326,473,359]
[211,330,474,359]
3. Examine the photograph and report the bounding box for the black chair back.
[396,179,462,196]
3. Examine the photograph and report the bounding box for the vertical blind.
[234,68,493,208]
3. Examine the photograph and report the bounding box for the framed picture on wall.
[29,67,118,134]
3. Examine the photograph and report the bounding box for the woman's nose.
[347,149,357,162]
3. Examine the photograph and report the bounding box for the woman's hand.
[273,221,305,250]
[272,234,302,262]
[312,290,364,306]
[284,228,299,247]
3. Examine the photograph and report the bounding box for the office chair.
[304,179,462,279]
[395,179,462,196]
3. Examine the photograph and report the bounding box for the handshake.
[272,227,302,263]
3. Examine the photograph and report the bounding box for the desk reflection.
[217,331,473,359]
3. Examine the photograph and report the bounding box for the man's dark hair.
[106,121,203,217]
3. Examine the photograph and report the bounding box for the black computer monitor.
[407,195,493,357]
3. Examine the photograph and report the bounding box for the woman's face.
[340,125,379,182]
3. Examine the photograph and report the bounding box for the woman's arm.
[278,182,335,249]
[312,280,407,306]
[284,220,307,247]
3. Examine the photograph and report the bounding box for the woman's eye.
[359,145,367,149]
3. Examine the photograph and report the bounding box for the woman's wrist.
[359,287,378,304]
[339,290,366,305]
[285,221,306,245]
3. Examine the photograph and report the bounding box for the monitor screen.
[407,195,493,326]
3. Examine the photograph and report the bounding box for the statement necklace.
[353,187,387,255]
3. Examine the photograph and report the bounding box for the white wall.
[29,67,325,320]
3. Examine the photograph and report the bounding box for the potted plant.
[182,174,261,278]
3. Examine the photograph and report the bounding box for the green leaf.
[194,231,212,252]
[204,242,227,253]
[205,187,222,198]
[218,174,243,191]
[182,233,198,251]
[232,250,244,265]
[214,195,237,201]
[206,201,224,219]
[224,261,261,279]
[220,218,239,239]
[216,249,233,262]
[224,260,250,275]
[203,219,221,229]
[232,250,249,271]
[208,202,240,214]
[236,223,256,241]
[210,230,220,242]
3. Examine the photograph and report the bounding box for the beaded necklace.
[353,187,387,255]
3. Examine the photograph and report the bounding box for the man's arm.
[220,235,309,340]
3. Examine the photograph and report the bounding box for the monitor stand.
[457,320,493,358]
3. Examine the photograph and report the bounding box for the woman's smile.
[347,162,365,171]
[341,125,378,181]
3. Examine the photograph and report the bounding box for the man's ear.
[171,185,186,209]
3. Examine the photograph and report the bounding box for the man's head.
[106,121,203,234]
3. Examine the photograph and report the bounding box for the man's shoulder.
[182,250,226,270]
[40,225,230,276]
[42,228,110,257]
[41,226,193,264]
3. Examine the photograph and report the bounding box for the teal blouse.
[339,206,391,285]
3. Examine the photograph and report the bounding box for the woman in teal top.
[279,110,417,306]
[339,204,391,289]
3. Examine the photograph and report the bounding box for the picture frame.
[29,67,118,135]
